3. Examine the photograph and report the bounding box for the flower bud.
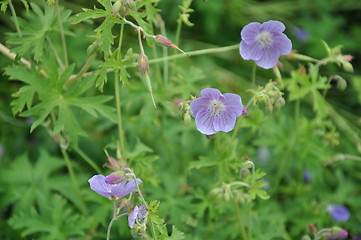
[154,35,188,55]
[242,106,248,115]
[342,61,354,72]
[240,167,250,178]
[105,172,124,184]
[308,223,316,233]
[138,54,149,76]
[336,76,347,91]
[184,111,191,126]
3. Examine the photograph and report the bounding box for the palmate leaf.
[72,7,108,24]
[6,63,115,146]
[6,2,72,61]
[8,194,91,240]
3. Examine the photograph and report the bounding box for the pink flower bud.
[154,35,188,56]
[138,54,149,76]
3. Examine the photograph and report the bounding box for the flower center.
[256,32,273,48]
[208,100,224,116]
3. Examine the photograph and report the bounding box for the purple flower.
[190,88,246,135]
[303,169,314,184]
[327,205,350,222]
[322,227,348,240]
[88,174,142,200]
[239,20,292,69]
[128,205,147,228]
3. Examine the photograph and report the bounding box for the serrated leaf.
[20,0,29,12]
[95,67,108,91]
[170,225,185,240]
[72,7,108,24]
[10,86,35,114]
[94,16,114,55]
[0,0,9,12]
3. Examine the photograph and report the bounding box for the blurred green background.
[1,0,361,239]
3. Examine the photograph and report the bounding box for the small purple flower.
[327,205,350,222]
[88,174,142,200]
[292,27,309,42]
[190,88,246,135]
[128,205,147,228]
[240,20,292,69]
[323,227,348,240]
[303,169,314,184]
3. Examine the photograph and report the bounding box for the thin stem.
[114,24,127,160]
[65,53,96,86]
[231,97,255,141]
[74,147,101,173]
[122,17,155,38]
[175,20,182,47]
[322,76,333,97]
[247,202,252,240]
[46,36,65,70]
[8,0,22,37]
[55,0,69,66]
[324,154,361,166]
[251,62,256,87]
[61,148,86,213]
[106,200,117,240]
[233,198,249,240]
[160,20,169,85]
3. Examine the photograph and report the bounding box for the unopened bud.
[343,54,354,62]
[308,224,316,233]
[336,76,347,91]
[112,0,123,16]
[330,227,348,239]
[105,172,124,184]
[184,111,191,126]
[138,54,149,76]
[241,106,248,115]
[265,102,273,114]
[154,35,188,55]
[342,61,353,72]
[240,167,250,178]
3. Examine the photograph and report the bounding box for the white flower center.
[208,100,224,116]
[256,32,273,48]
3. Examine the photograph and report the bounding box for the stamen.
[208,100,224,116]
[256,32,273,48]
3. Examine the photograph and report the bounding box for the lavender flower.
[128,205,147,228]
[239,20,292,69]
[190,88,246,135]
[327,205,350,222]
[88,174,142,200]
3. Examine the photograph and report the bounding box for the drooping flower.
[128,205,147,228]
[190,88,246,135]
[327,205,350,222]
[88,174,142,200]
[239,20,292,69]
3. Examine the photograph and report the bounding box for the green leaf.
[170,225,186,240]
[72,7,108,24]
[94,16,114,55]
[95,67,108,91]
[0,0,8,12]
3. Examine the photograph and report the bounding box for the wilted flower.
[128,205,147,228]
[190,88,246,135]
[88,174,142,200]
[327,205,350,222]
[240,20,292,69]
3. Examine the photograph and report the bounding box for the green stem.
[247,202,252,240]
[106,200,117,240]
[61,148,86,213]
[322,76,333,97]
[231,97,254,141]
[46,36,64,70]
[65,53,96,86]
[74,147,101,173]
[175,20,182,47]
[233,198,249,240]
[55,0,69,66]
[8,0,22,37]
[160,20,169,85]
[251,62,256,87]
[115,25,127,160]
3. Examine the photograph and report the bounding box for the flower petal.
[213,111,236,133]
[223,93,243,117]
[261,20,285,33]
[272,33,292,55]
[327,205,350,222]
[255,47,280,69]
[241,22,261,44]
[190,97,210,117]
[195,110,216,135]
[128,205,139,228]
[112,178,142,199]
[240,41,263,61]
[200,88,223,100]
[88,175,112,199]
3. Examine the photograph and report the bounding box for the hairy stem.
[160,20,169,85]
[55,0,69,66]
[106,200,117,240]
[8,0,22,37]
[115,24,127,160]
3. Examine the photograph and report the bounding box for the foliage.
[0,0,361,240]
